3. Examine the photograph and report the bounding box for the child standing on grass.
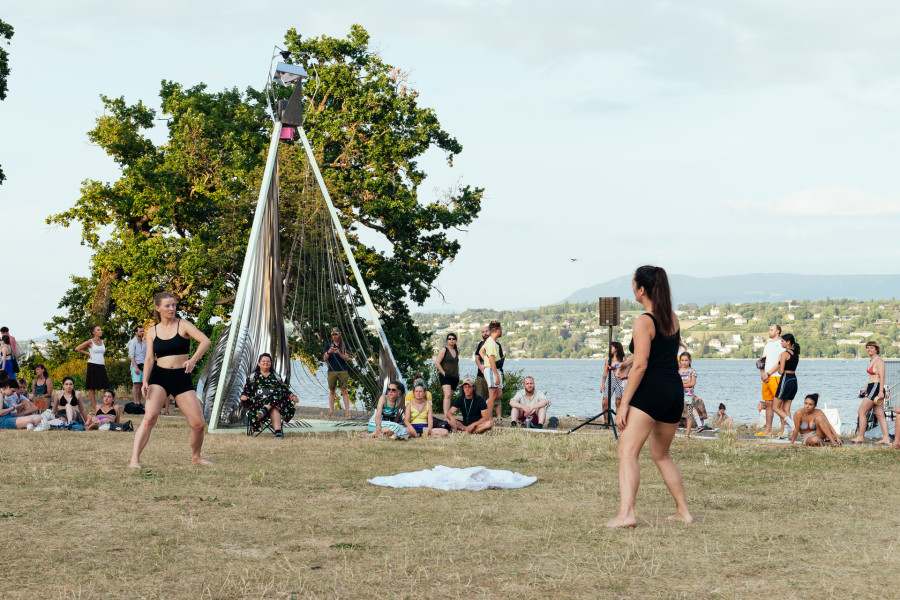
[679,352,698,439]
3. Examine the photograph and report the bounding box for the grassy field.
[1,415,898,599]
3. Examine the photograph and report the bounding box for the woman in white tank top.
[76,325,111,412]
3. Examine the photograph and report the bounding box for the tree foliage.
[47,25,483,378]
[0,18,14,184]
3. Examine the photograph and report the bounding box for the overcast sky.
[2,1,900,338]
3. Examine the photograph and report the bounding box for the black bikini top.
[155,320,191,358]
[97,406,116,416]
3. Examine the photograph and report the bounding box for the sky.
[2,1,900,339]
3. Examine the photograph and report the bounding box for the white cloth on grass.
[368,465,536,491]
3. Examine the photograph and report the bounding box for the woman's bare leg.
[874,405,890,443]
[174,391,211,465]
[772,399,787,435]
[88,389,97,412]
[648,420,693,523]
[605,407,655,528]
[130,387,167,468]
[850,399,874,443]
[270,407,282,430]
[441,385,453,417]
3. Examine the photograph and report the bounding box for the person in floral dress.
[240,353,297,438]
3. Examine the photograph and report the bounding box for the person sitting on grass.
[509,376,549,428]
[86,389,121,430]
[790,394,843,447]
[404,382,447,439]
[29,364,53,411]
[362,382,409,439]
[692,397,708,430]
[0,379,44,430]
[711,403,733,428]
[447,378,493,434]
[240,353,297,439]
[52,376,88,425]
[11,378,38,416]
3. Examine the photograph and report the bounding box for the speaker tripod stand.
[568,324,618,440]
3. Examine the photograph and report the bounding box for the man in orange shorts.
[757,324,785,436]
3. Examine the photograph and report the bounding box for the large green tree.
[47,25,482,377]
[0,18,14,184]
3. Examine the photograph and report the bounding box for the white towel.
[368,465,537,491]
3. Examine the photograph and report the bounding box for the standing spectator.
[75,325,109,412]
[447,378,493,434]
[478,321,504,424]
[51,376,88,424]
[679,352,698,439]
[323,328,351,419]
[601,342,626,424]
[849,341,890,444]
[0,334,13,378]
[757,324,784,437]
[473,326,490,401]
[606,265,692,528]
[0,327,19,375]
[772,333,799,438]
[30,364,53,411]
[434,332,460,416]
[127,326,147,408]
[509,376,550,428]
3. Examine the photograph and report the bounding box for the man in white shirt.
[757,324,785,437]
[127,326,146,406]
[509,376,550,428]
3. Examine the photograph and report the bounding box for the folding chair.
[246,406,276,437]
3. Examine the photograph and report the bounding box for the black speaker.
[599,297,620,327]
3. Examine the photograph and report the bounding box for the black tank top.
[784,350,799,371]
[154,320,191,358]
[440,346,459,378]
[628,313,681,374]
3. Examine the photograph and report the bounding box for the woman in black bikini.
[86,389,121,429]
[130,292,211,468]
[606,266,692,528]
[52,376,88,424]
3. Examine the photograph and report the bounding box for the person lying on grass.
[446,378,493,434]
[404,382,447,438]
[790,394,842,447]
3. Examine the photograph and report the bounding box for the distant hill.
[565,274,900,305]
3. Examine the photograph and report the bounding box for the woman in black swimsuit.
[86,389,121,429]
[130,292,211,468]
[606,266,693,528]
[52,376,88,424]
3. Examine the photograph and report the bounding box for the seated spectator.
[693,398,708,429]
[52,376,88,424]
[13,378,38,416]
[362,382,409,439]
[447,378,493,434]
[711,403,734,428]
[86,389,121,430]
[29,364,53,411]
[404,382,447,438]
[790,394,842,447]
[509,376,549,428]
[239,353,296,439]
[404,373,433,406]
[0,379,44,430]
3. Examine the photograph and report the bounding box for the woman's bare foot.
[604,514,637,528]
[129,461,141,469]
[192,458,213,466]
[875,438,891,445]
[666,511,695,524]
[849,437,865,444]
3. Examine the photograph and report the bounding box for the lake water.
[293,358,897,435]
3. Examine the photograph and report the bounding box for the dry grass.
[1,415,898,599]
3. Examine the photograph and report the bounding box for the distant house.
[732,334,742,343]
[734,317,748,325]
[850,331,875,337]
[710,307,720,316]
[837,339,862,345]
[786,313,795,321]
[726,313,742,319]
[584,338,604,349]
[876,318,892,324]
[708,338,722,349]
[833,323,845,329]
[515,320,531,327]
[785,300,798,308]
[813,314,821,319]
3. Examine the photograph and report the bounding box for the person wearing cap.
[446,378,492,434]
[509,376,549,428]
[323,328,351,418]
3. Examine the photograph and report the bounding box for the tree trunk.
[91,268,117,323]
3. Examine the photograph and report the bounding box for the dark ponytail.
[782,333,800,355]
[806,393,819,406]
[634,265,676,336]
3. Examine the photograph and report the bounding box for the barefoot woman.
[130,292,212,468]
[606,265,693,528]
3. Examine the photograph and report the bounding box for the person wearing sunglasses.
[323,328,351,418]
[361,382,409,439]
[434,332,460,416]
